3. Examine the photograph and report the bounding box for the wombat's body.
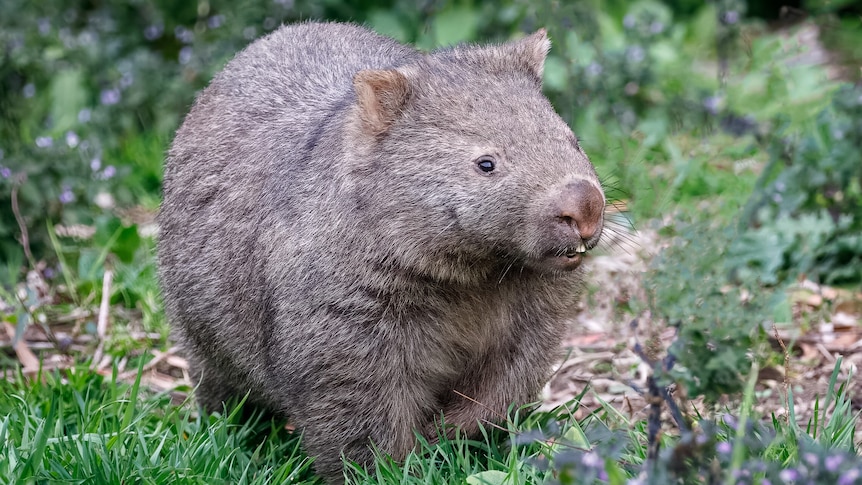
[159,22,604,481]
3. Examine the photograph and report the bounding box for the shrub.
[732,83,862,285]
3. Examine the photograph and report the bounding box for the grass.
[0,366,315,484]
[0,358,858,483]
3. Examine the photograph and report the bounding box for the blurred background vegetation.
[1,0,860,288]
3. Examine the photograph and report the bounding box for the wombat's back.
[158,23,419,408]
[165,22,419,191]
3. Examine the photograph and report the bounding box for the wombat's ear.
[508,29,551,84]
[353,69,410,136]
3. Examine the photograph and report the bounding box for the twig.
[96,268,113,340]
[14,290,60,349]
[3,322,40,370]
[772,323,791,424]
[117,346,179,380]
[645,375,663,464]
[658,383,687,432]
[10,179,36,269]
[91,268,114,369]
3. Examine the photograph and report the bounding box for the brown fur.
[158,22,605,482]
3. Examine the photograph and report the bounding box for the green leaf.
[431,6,479,47]
[543,56,569,91]
[561,419,591,449]
[49,69,87,135]
[112,224,142,264]
[467,470,509,485]
[367,9,409,43]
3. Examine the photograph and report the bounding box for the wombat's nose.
[555,179,605,243]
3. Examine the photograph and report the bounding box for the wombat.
[158,22,605,482]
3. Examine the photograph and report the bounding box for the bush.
[732,83,862,285]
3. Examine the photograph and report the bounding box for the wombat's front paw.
[423,408,486,445]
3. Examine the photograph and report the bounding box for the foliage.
[536,361,861,485]
[3,0,511,262]
[732,84,862,285]
[2,0,842,266]
[640,220,779,402]
[0,366,315,483]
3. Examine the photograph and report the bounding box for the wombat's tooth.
[575,242,587,253]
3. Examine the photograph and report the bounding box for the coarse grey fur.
[158,22,605,482]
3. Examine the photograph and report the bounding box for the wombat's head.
[347,30,604,279]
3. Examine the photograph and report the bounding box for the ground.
[544,222,862,438]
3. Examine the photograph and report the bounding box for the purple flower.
[23,83,36,98]
[174,25,194,43]
[582,451,601,467]
[838,468,860,485]
[59,187,75,204]
[38,17,50,35]
[626,45,645,63]
[650,21,664,34]
[704,95,723,115]
[717,441,732,454]
[144,22,164,40]
[120,72,134,88]
[65,131,79,148]
[825,455,844,473]
[35,136,53,148]
[779,468,800,482]
[724,11,740,25]
[78,29,96,46]
[0,166,10,179]
[623,14,635,29]
[208,15,224,29]
[722,414,738,429]
[100,88,120,105]
[90,158,101,171]
[101,165,116,179]
[179,46,193,65]
[586,62,603,77]
[78,108,91,123]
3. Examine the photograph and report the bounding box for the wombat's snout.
[551,178,605,255]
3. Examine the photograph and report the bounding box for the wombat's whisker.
[497,257,519,285]
[429,220,458,244]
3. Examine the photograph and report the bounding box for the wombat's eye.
[476,156,496,173]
